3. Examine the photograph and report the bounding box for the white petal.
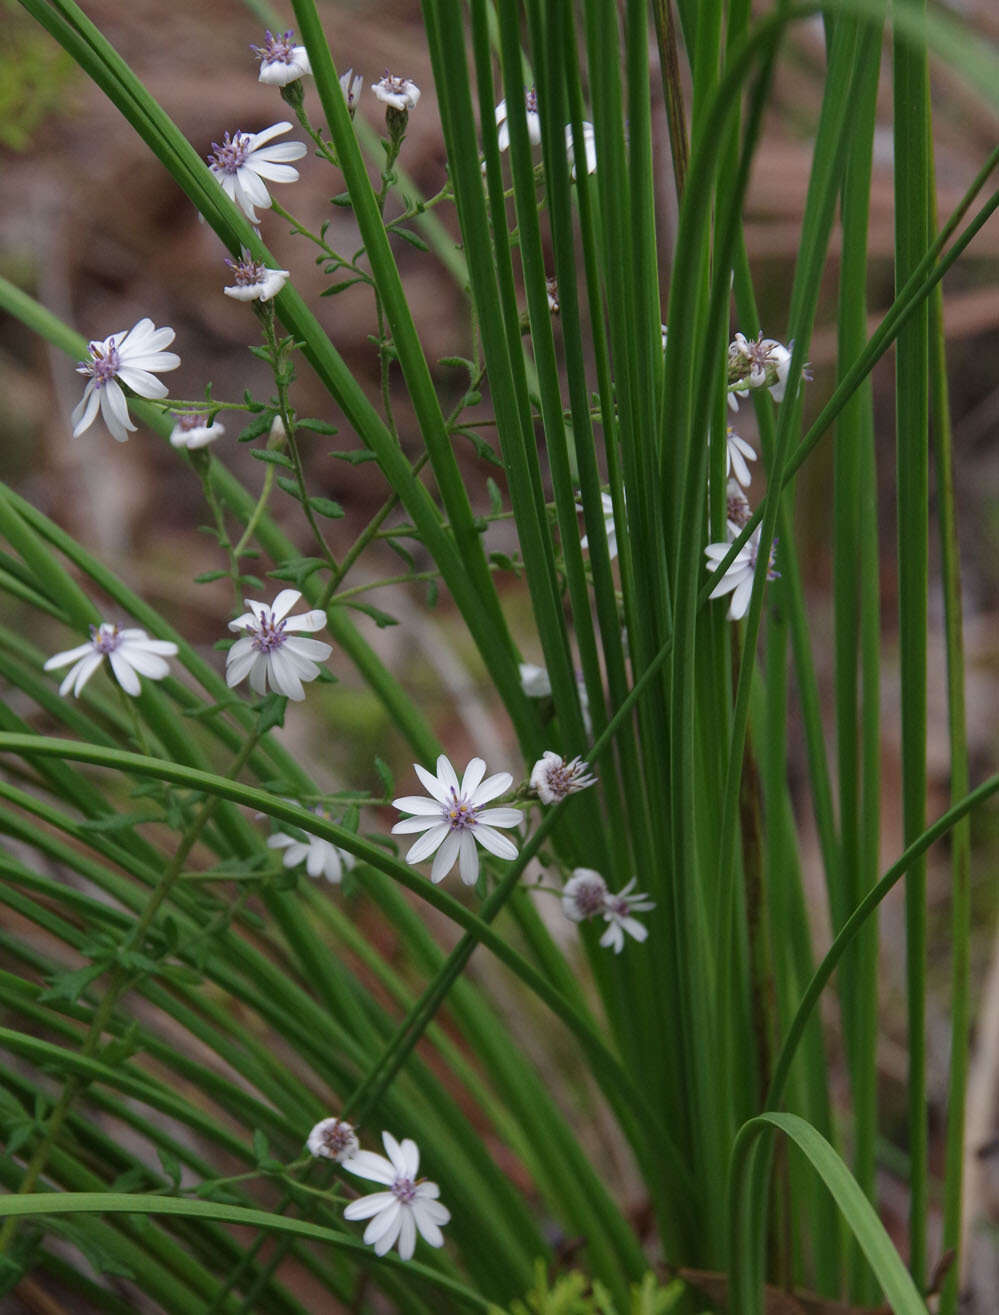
[396,1209,416,1261]
[108,651,142,696]
[404,823,450,864]
[392,815,445,835]
[284,636,332,662]
[342,1153,396,1186]
[469,771,513,807]
[71,385,100,436]
[473,826,518,860]
[45,641,96,671]
[283,609,328,633]
[248,653,270,695]
[474,807,522,828]
[248,159,302,183]
[457,831,479,885]
[397,1138,420,1179]
[369,1203,402,1255]
[393,795,444,816]
[344,1192,395,1220]
[729,576,754,620]
[429,830,461,882]
[434,755,460,795]
[115,366,172,397]
[267,647,305,701]
[270,589,302,622]
[459,757,486,798]
[226,646,258,687]
[414,761,452,804]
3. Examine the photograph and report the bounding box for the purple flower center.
[90,623,121,655]
[225,255,266,287]
[525,87,538,113]
[445,789,477,831]
[251,613,288,654]
[606,895,629,918]
[320,1121,355,1158]
[209,131,252,175]
[177,412,209,432]
[391,1176,417,1205]
[252,30,297,64]
[80,340,121,388]
[572,880,607,919]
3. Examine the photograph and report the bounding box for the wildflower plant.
[0,3,996,1315]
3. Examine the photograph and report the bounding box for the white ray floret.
[342,1131,449,1261]
[225,589,332,701]
[72,318,180,444]
[207,122,307,224]
[703,522,779,622]
[392,754,521,886]
[44,622,177,698]
[494,88,541,152]
[724,428,757,488]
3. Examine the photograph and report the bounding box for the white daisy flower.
[580,490,620,560]
[546,277,560,314]
[519,662,552,699]
[495,88,541,152]
[704,522,779,621]
[223,252,290,302]
[565,120,597,179]
[72,318,180,444]
[599,877,655,954]
[392,754,521,886]
[530,751,597,805]
[661,322,669,352]
[342,1132,450,1262]
[724,428,757,488]
[727,333,799,404]
[372,73,420,112]
[169,412,225,450]
[207,122,307,224]
[307,1117,359,1164]
[561,868,609,923]
[340,68,364,113]
[44,622,177,698]
[225,589,332,701]
[268,808,356,883]
[252,30,311,86]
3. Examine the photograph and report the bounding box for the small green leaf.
[307,496,344,519]
[374,757,394,797]
[252,1130,270,1164]
[256,693,287,733]
[276,475,303,501]
[392,227,430,252]
[194,569,229,583]
[487,477,503,515]
[341,600,398,628]
[268,557,326,585]
[330,449,377,465]
[296,418,338,435]
[249,448,294,469]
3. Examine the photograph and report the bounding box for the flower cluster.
[392,755,521,885]
[268,807,356,884]
[561,870,655,953]
[306,1121,449,1262]
[489,90,597,177]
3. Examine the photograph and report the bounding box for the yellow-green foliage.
[0,2,75,151]
[493,1262,694,1315]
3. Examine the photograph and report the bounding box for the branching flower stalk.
[255,299,340,581]
[0,719,266,1255]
